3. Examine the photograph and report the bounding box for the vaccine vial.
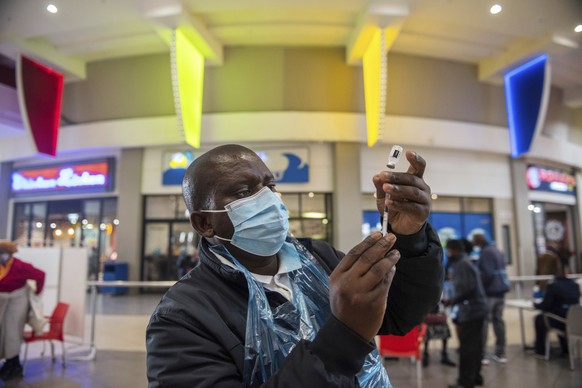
[387,145,403,169]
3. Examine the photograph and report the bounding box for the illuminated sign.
[11,160,113,195]
[504,54,550,158]
[526,165,576,195]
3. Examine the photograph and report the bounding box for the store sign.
[162,147,309,186]
[11,160,113,195]
[526,165,576,195]
[162,151,195,186]
[256,148,309,183]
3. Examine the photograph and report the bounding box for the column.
[0,162,13,239]
[510,158,536,275]
[333,142,363,253]
[116,148,144,282]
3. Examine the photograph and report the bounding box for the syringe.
[381,145,403,236]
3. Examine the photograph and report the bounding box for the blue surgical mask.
[201,187,289,256]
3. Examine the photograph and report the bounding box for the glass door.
[143,223,170,281]
[171,222,199,279]
[531,202,577,271]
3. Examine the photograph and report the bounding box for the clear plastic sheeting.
[210,237,391,387]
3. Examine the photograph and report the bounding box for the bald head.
[182,144,264,213]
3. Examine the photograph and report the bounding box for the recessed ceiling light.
[46,4,58,13]
[575,24,582,33]
[490,4,502,14]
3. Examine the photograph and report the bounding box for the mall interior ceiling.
[0,1,581,135]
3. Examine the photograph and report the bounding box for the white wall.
[4,112,582,169]
[360,145,513,199]
[16,247,87,340]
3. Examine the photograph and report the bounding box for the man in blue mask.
[146,144,444,387]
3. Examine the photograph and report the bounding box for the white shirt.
[214,241,302,301]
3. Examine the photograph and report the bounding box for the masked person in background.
[443,239,488,388]
[146,144,444,387]
[0,241,45,382]
[472,234,510,365]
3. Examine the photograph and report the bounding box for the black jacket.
[535,276,581,317]
[146,223,443,387]
[449,255,488,323]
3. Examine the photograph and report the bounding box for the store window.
[142,195,194,283]
[141,192,333,282]
[286,192,332,241]
[12,198,118,280]
[362,195,494,263]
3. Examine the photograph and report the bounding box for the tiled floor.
[2,292,581,388]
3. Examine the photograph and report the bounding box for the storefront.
[9,158,118,280]
[526,164,578,272]
[360,143,516,270]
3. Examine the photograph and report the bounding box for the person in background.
[176,246,200,278]
[0,241,45,382]
[443,239,487,388]
[533,253,581,358]
[472,233,510,364]
[146,144,444,387]
[461,238,477,262]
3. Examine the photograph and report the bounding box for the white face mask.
[0,253,11,264]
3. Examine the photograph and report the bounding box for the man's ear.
[190,212,214,237]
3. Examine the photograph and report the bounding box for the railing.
[507,273,582,299]
[76,274,582,361]
[76,280,177,360]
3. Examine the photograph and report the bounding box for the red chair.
[378,324,426,388]
[23,302,70,368]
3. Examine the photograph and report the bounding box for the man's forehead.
[207,155,272,185]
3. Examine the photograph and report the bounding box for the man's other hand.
[329,232,400,341]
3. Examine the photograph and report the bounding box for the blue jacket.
[478,244,509,297]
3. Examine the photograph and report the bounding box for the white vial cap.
[387,145,403,169]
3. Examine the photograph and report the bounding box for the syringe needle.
[381,194,389,236]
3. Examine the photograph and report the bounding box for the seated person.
[533,253,581,357]
[146,144,444,387]
[0,241,46,381]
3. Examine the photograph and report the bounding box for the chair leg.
[545,333,550,361]
[416,356,422,388]
[570,340,575,370]
[23,343,29,370]
[50,341,55,363]
[61,341,66,369]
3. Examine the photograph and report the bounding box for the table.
[505,299,535,350]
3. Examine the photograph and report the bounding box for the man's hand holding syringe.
[328,146,432,342]
[374,146,431,236]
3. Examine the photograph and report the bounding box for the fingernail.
[384,233,396,243]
